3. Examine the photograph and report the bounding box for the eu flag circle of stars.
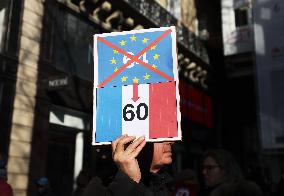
[109,34,161,84]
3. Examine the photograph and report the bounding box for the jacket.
[0,179,13,196]
[83,169,172,196]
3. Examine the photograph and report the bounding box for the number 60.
[123,103,149,121]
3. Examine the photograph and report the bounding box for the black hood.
[137,142,153,185]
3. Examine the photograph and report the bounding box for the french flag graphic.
[94,82,178,143]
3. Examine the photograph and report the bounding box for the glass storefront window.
[44,3,99,81]
[0,0,9,52]
[167,0,181,20]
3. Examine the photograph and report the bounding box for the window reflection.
[0,0,9,52]
[44,4,99,81]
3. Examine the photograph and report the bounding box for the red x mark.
[96,29,175,88]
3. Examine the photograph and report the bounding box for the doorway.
[46,125,78,196]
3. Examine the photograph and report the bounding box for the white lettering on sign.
[123,52,148,68]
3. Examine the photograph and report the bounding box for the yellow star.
[110,57,116,64]
[153,53,160,60]
[114,67,119,72]
[132,77,139,84]
[113,49,118,54]
[142,38,149,44]
[150,45,157,50]
[143,73,150,80]
[130,35,137,41]
[121,76,128,82]
[119,40,126,46]
[152,64,158,69]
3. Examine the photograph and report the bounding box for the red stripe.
[149,82,178,139]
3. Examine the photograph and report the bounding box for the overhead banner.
[93,27,181,145]
[253,0,284,149]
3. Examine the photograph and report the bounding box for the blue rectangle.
[96,86,122,142]
[97,30,174,87]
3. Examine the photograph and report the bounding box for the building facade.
[221,0,284,184]
[0,0,212,195]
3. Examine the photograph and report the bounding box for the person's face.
[202,156,225,187]
[150,142,174,173]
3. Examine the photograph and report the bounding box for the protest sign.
[93,26,181,144]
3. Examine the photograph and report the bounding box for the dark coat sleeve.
[82,171,152,196]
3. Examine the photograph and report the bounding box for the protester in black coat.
[83,135,174,196]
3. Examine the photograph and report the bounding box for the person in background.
[35,177,55,196]
[0,155,13,196]
[83,135,175,196]
[210,178,263,196]
[199,149,262,196]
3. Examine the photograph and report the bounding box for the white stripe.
[122,84,149,140]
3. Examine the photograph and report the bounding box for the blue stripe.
[96,86,122,142]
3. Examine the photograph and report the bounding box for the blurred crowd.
[1,147,284,196]
[172,149,284,196]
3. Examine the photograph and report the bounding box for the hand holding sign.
[111,135,146,183]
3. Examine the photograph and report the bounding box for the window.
[167,0,181,20]
[43,3,100,81]
[234,7,249,27]
[0,0,9,52]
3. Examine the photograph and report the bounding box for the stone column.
[155,0,168,9]
[7,0,43,195]
[181,0,198,35]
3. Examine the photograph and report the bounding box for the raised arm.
[83,135,147,196]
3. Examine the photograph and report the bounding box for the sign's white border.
[93,26,181,145]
